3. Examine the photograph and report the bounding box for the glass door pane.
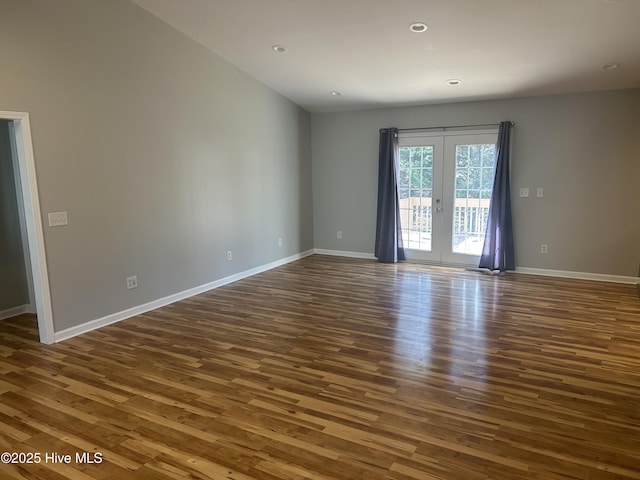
[398,146,433,251]
[441,134,497,265]
[397,134,443,263]
[453,143,496,255]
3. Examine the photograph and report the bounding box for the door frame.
[1,110,55,344]
[398,128,498,267]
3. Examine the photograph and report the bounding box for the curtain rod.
[389,121,514,133]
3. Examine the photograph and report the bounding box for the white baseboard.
[313,249,640,285]
[0,304,33,321]
[515,267,639,285]
[314,248,376,260]
[54,249,315,343]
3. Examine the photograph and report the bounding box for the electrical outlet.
[540,244,548,254]
[126,275,138,289]
[227,251,233,261]
[278,238,283,247]
[536,188,544,198]
[519,188,529,198]
[337,230,343,239]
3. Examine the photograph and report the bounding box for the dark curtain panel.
[479,121,515,272]
[375,128,405,263]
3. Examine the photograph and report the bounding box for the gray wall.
[312,89,640,277]
[0,0,313,331]
[0,121,29,311]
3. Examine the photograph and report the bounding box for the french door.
[398,130,497,266]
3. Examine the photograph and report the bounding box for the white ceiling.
[131,0,640,113]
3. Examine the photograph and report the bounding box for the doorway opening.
[0,110,54,343]
[398,129,498,267]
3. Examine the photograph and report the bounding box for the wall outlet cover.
[48,211,68,227]
[126,276,138,289]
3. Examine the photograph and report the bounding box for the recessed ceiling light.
[409,22,428,33]
[602,63,620,70]
[272,45,288,53]
[447,79,461,86]
[329,91,342,96]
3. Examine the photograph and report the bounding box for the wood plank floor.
[1,254,639,480]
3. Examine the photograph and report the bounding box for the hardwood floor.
[1,254,639,480]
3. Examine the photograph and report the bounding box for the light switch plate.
[48,211,68,227]
[519,188,529,198]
